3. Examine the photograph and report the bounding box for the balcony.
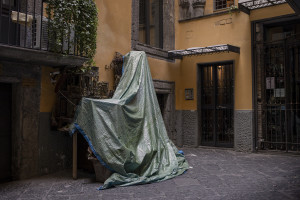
[0,0,88,67]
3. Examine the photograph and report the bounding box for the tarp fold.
[71,51,189,189]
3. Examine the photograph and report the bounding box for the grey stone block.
[182,110,198,147]
[234,110,253,152]
[175,110,183,147]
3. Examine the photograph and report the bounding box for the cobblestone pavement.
[1,148,300,200]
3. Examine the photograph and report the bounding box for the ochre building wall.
[95,0,132,89]
[176,11,252,110]
[40,66,57,112]
[37,1,297,151]
[39,2,296,112]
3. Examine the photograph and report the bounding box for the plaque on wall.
[185,88,194,100]
[266,77,275,89]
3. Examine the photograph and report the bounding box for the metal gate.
[198,62,234,147]
[258,22,300,152]
[260,42,300,151]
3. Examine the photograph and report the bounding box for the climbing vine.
[46,0,98,66]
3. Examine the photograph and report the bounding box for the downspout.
[251,21,258,152]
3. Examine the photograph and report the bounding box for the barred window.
[215,0,234,10]
[139,0,163,49]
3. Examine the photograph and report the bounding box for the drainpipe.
[251,22,258,152]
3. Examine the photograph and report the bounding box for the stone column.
[179,0,191,20]
[192,0,205,18]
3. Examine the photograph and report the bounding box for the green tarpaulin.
[71,51,189,189]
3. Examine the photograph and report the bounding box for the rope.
[58,90,77,107]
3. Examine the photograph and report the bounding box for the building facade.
[98,0,298,152]
[1,0,299,181]
[0,0,87,181]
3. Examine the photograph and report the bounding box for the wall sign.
[185,88,194,100]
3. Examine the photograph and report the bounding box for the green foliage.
[228,5,239,16]
[46,0,98,66]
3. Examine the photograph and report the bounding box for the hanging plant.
[46,0,98,67]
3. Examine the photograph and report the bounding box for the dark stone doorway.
[0,83,12,182]
[157,93,167,118]
[153,80,176,144]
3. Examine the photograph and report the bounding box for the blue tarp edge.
[71,123,115,172]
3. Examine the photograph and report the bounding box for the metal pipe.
[145,0,150,45]
[159,0,163,49]
[73,30,76,56]
[284,39,288,152]
[16,0,20,45]
[67,26,70,54]
[32,0,36,48]
[39,0,43,50]
[24,0,28,47]
[61,29,63,53]
[0,0,3,42]
[47,7,50,51]
[8,0,12,44]
[251,21,258,152]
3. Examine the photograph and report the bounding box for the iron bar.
[16,0,20,46]
[252,21,258,151]
[297,47,300,151]
[263,141,300,144]
[47,11,50,51]
[67,26,70,54]
[76,33,79,56]
[39,0,43,50]
[61,29,63,54]
[159,0,163,49]
[32,0,36,48]
[8,0,12,45]
[284,39,288,152]
[73,31,77,56]
[0,0,3,41]
[24,0,28,47]
[145,0,150,45]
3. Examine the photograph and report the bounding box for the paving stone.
[0,148,300,199]
[44,195,71,200]
[173,178,200,186]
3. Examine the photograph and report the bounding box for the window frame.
[131,0,175,61]
[139,0,164,48]
[214,0,234,11]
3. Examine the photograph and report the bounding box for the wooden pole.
[72,132,77,179]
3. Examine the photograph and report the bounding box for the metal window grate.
[215,0,234,10]
[254,22,300,152]
[32,19,37,47]
[0,0,80,56]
